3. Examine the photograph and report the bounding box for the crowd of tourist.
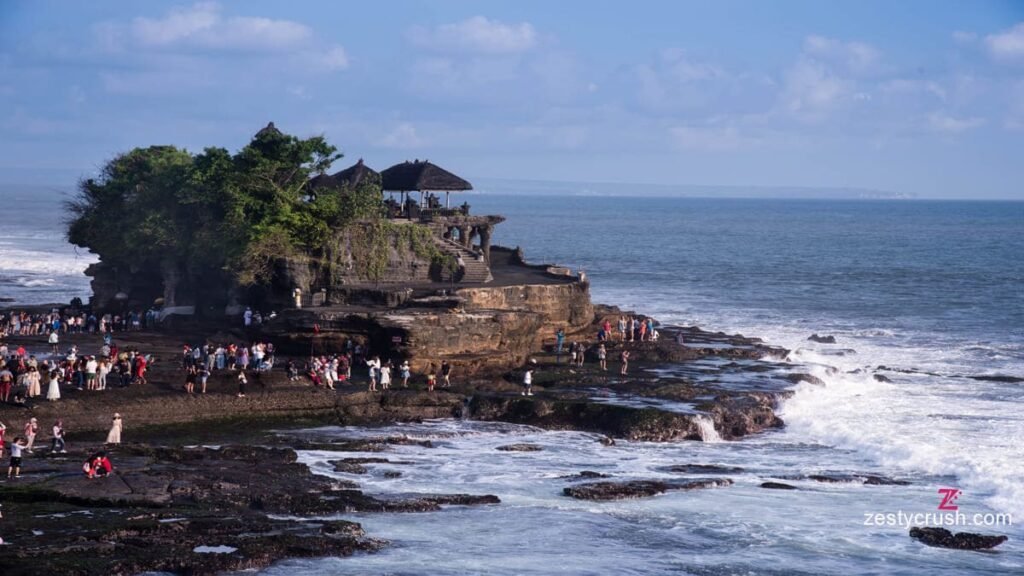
[1,309,155,338]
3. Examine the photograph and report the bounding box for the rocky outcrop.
[808,334,837,344]
[469,396,705,441]
[495,443,544,452]
[0,443,497,575]
[760,482,798,490]
[563,478,732,501]
[909,527,1008,550]
[700,392,787,440]
[784,473,910,486]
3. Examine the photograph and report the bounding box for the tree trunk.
[161,258,180,308]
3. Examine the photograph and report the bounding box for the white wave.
[13,277,56,288]
[694,414,722,443]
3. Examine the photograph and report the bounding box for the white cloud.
[928,113,985,134]
[94,3,347,71]
[782,58,850,115]
[130,2,311,51]
[985,22,1024,62]
[780,35,879,120]
[375,123,425,149]
[803,35,880,73]
[309,45,350,71]
[409,16,537,54]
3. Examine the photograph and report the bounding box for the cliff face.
[456,281,594,330]
[269,278,594,376]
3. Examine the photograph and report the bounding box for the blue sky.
[2,1,1023,198]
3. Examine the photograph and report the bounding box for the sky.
[2,0,1024,199]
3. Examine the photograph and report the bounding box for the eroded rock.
[563,478,732,501]
[909,527,1008,550]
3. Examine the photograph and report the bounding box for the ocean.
[3,188,1023,574]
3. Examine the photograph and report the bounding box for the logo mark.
[938,488,962,511]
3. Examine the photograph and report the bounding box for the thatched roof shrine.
[381,160,473,192]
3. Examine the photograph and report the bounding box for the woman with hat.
[106,413,122,444]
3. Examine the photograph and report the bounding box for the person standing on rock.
[441,361,452,388]
[243,307,253,327]
[400,360,411,388]
[380,362,392,390]
[46,369,60,401]
[48,330,59,355]
[366,356,381,392]
[620,350,630,375]
[598,344,607,371]
[555,329,565,355]
[522,362,535,396]
[24,367,41,398]
[23,418,38,453]
[0,366,12,403]
[426,364,436,392]
[51,420,66,453]
[292,287,303,309]
[236,370,247,398]
[198,363,210,394]
[7,436,25,479]
[106,413,122,444]
[184,365,197,395]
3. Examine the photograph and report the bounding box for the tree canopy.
[67,123,384,297]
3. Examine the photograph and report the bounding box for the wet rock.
[909,527,1008,550]
[788,473,910,486]
[702,392,787,440]
[664,464,744,474]
[808,334,837,344]
[599,436,616,446]
[332,461,369,474]
[374,493,501,511]
[760,482,798,490]
[339,457,394,464]
[968,374,1024,384]
[383,471,403,478]
[560,471,612,481]
[495,443,544,452]
[873,374,892,383]
[784,373,826,386]
[563,478,732,501]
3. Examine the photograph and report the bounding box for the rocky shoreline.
[0,308,832,574]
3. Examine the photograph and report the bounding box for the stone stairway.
[435,238,493,283]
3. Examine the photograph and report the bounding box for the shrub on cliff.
[66,123,381,309]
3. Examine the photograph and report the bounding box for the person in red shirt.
[135,355,148,385]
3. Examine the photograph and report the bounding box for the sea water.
[3,188,1022,573]
[0,185,96,305]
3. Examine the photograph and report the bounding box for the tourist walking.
[620,350,630,375]
[106,413,122,444]
[522,363,535,396]
[598,344,607,371]
[426,364,436,391]
[51,420,66,453]
[236,371,247,398]
[555,328,565,355]
[48,330,59,354]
